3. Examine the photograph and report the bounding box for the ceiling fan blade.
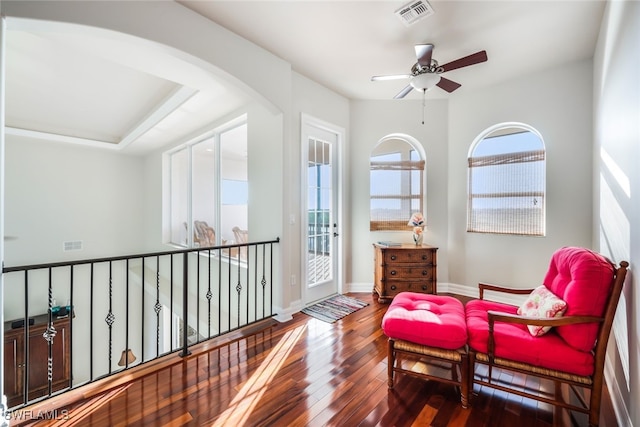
[393,84,414,99]
[415,44,433,67]
[436,77,462,93]
[371,74,411,81]
[440,50,488,72]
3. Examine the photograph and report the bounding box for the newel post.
[180,251,191,358]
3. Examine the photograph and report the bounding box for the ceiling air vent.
[395,0,435,26]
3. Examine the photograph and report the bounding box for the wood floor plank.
[13,292,614,427]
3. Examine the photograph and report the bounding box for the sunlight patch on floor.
[212,324,307,426]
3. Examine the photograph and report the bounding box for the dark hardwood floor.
[12,293,616,426]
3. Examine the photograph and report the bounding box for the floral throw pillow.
[517,285,568,337]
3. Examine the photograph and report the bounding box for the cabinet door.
[27,321,70,398]
[3,333,23,405]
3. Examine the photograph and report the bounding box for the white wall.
[290,72,350,309]
[593,1,639,425]
[447,59,594,291]
[4,136,146,266]
[349,99,449,289]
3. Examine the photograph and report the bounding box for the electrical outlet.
[290,275,296,286]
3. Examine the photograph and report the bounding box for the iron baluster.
[155,256,162,357]
[90,263,94,381]
[262,244,267,318]
[207,250,212,338]
[141,257,145,363]
[43,267,57,396]
[125,259,130,368]
[105,262,115,375]
[236,249,242,329]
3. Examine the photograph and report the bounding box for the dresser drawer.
[385,281,434,297]
[384,249,434,264]
[385,266,435,280]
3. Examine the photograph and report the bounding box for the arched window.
[370,135,425,231]
[467,123,545,236]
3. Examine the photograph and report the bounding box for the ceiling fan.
[371,44,488,99]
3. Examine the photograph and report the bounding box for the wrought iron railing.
[1,238,279,409]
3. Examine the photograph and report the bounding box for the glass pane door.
[308,137,333,286]
[302,117,340,304]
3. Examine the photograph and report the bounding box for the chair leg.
[468,351,476,399]
[387,339,395,389]
[460,352,469,409]
[589,382,603,427]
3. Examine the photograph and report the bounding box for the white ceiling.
[4,1,606,154]
[180,0,606,100]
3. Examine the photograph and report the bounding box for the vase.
[413,232,423,246]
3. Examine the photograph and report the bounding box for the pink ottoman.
[381,292,469,408]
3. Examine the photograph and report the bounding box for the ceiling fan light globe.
[410,73,441,91]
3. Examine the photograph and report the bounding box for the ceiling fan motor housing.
[412,60,443,75]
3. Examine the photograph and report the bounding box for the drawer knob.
[422,285,428,290]
[390,255,396,260]
[422,270,428,275]
[390,270,397,276]
[422,255,428,260]
[390,285,397,290]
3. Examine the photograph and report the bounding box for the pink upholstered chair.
[465,247,628,426]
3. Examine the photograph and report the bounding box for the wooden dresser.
[373,243,438,303]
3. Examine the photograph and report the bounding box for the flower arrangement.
[407,212,425,227]
[408,213,425,245]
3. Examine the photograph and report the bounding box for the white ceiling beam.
[117,85,198,150]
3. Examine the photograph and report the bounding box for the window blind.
[468,149,545,235]
[370,159,424,231]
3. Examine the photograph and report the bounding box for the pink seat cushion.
[466,299,595,376]
[543,247,615,351]
[381,292,467,350]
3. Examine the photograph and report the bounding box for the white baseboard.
[346,282,526,306]
[604,357,632,427]
[273,299,303,323]
[438,282,477,298]
[347,282,376,293]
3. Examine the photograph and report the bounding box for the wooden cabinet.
[3,314,71,408]
[373,243,438,303]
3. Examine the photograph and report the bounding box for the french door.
[302,115,342,304]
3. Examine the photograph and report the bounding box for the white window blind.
[467,129,545,236]
[370,153,424,231]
